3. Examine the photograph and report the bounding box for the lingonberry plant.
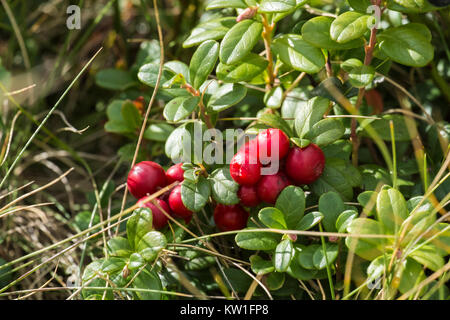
[2,0,448,301]
[78,0,450,300]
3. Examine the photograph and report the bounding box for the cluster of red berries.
[231,128,326,206]
[126,161,250,232]
[127,161,190,230]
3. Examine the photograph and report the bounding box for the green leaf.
[378,24,434,67]
[348,0,371,12]
[398,258,425,294]
[258,113,294,138]
[319,191,345,232]
[127,208,153,250]
[330,12,374,43]
[258,207,287,229]
[208,83,247,112]
[297,244,320,269]
[287,257,319,280]
[137,231,167,262]
[181,176,211,212]
[311,159,356,202]
[185,256,216,270]
[235,229,281,250]
[163,96,200,122]
[336,210,358,233]
[208,167,240,205]
[342,59,375,88]
[266,272,285,290]
[313,243,338,270]
[296,211,324,231]
[259,0,296,13]
[217,53,268,83]
[129,253,145,270]
[189,40,219,89]
[376,188,409,235]
[206,0,247,9]
[358,191,377,217]
[165,121,207,163]
[121,101,141,129]
[82,260,104,282]
[304,118,345,147]
[409,245,444,272]
[272,34,326,74]
[104,121,134,134]
[431,223,450,256]
[360,115,413,142]
[264,86,284,109]
[183,18,236,48]
[219,20,263,65]
[250,255,275,275]
[294,96,329,139]
[345,218,387,261]
[301,16,365,50]
[107,237,132,258]
[274,239,294,272]
[132,268,162,300]
[101,257,126,274]
[321,140,352,161]
[95,69,137,90]
[144,123,174,142]
[138,63,176,88]
[275,186,305,229]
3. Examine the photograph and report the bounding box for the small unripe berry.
[137,198,170,230]
[256,171,291,204]
[168,185,193,219]
[238,185,260,207]
[166,163,184,184]
[127,161,167,199]
[285,144,325,185]
[214,204,249,232]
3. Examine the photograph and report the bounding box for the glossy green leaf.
[264,86,284,109]
[259,0,296,13]
[301,16,365,50]
[304,118,345,147]
[183,18,236,48]
[101,257,126,274]
[274,239,294,272]
[181,176,211,212]
[235,229,281,250]
[313,243,339,270]
[132,268,162,300]
[208,83,247,112]
[275,186,305,229]
[208,167,240,205]
[129,253,145,270]
[163,96,200,122]
[258,207,288,229]
[250,255,275,275]
[360,115,413,142]
[330,12,374,43]
[266,272,285,290]
[144,123,174,142]
[206,0,247,9]
[296,211,324,231]
[165,121,207,163]
[219,20,263,65]
[319,191,344,232]
[345,218,387,261]
[336,210,358,233]
[127,207,153,250]
[121,101,141,129]
[376,187,409,234]
[378,24,434,67]
[107,237,132,258]
[398,258,426,294]
[189,40,219,89]
[217,53,268,83]
[137,231,167,262]
[294,96,329,139]
[272,34,326,74]
[409,245,445,272]
[258,113,294,138]
[297,244,320,269]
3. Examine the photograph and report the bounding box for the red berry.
[285,144,325,185]
[166,163,184,184]
[230,143,262,186]
[214,204,249,232]
[256,171,291,204]
[127,161,167,199]
[256,128,290,164]
[137,198,170,230]
[168,185,193,219]
[238,185,260,207]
